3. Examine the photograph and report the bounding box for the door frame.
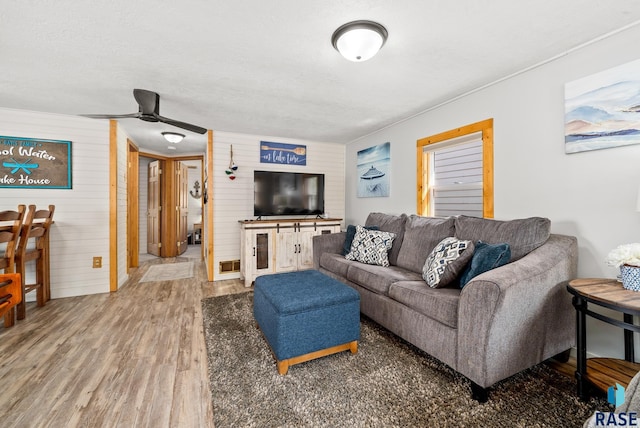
[127,140,139,271]
[135,152,204,259]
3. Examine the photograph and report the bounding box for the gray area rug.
[202,292,610,427]
[139,261,194,283]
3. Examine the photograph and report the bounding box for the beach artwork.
[357,142,390,198]
[565,58,640,154]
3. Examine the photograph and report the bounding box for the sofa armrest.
[456,234,578,388]
[313,232,347,270]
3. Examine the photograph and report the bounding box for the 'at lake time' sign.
[0,135,72,189]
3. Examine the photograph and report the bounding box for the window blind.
[431,140,483,217]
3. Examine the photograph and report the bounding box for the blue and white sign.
[260,141,306,165]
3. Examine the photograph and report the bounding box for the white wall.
[0,108,111,297]
[212,131,345,281]
[182,159,203,237]
[345,25,640,358]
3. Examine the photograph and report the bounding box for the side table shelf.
[585,358,640,393]
[567,278,640,401]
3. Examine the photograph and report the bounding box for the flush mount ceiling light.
[331,20,388,62]
[162,131,185,144]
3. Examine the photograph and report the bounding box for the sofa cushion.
[319,252,353,278]
[347,263,422,295]
[423,237,475,288]
[454,215,550,261]
[345,225,396,267]
[365,212,407,266]
[342,224,379,255]
[396,215,456,273]
[388,281,461,328]
[459,241,511,287]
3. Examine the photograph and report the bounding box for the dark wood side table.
[567,278,640,400]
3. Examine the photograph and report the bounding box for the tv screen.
[254,170,325,217]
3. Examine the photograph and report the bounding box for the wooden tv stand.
[239,218,342,288]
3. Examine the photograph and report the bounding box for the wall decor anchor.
[190,180,202,198]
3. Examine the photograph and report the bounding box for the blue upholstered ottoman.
[253,270,360,374]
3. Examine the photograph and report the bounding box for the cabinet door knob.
[253,247,256,257]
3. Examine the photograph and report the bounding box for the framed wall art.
[565,58,640,154]
[0,135,72,189]
[357,142,390,198]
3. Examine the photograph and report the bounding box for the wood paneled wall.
[0,108,111,298]
[211,131,345,281]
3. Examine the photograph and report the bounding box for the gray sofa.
[313,212,577,401]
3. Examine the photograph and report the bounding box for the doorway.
[138,155,204,262]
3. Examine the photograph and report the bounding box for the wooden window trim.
[416,118,494,218]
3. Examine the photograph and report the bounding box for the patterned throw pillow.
[422,237,474,288]
[342,224,379,255]
[345,225,396,267]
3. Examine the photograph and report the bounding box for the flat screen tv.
[254,170,325,217]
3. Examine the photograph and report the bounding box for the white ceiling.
[2,1,640,156]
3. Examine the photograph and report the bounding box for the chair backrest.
[0,205,26,272]
[17,205,55,256]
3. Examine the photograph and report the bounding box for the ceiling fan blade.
[133,89,160,115]
[81,113,141,119]
[156,115,207,134]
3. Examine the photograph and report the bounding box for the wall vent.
[219,260,241,273]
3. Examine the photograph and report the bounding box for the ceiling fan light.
[332,20,388,62]
[162,131,185,143]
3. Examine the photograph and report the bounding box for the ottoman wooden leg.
[277,360,289,375]
[275,341,359,375]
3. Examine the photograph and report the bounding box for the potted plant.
[606,243,640,291]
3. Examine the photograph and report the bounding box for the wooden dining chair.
[0,204,26,327]
[0,273,22,322]
[15,204,55,320]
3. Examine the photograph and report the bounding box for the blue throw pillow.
[343,224,379,255]
[459,241,511,288]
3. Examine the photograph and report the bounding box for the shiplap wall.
[212,131,345,280]
[0,108,111,297]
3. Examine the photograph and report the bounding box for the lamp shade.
[162,132,185,143]
[332,20,388,62]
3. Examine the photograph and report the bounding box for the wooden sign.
[260,141,307,165]
[0,135,72,189]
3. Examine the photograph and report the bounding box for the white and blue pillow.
[345,225,396,267]
[423,237,474,288]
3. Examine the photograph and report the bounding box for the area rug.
[139,261,194,283]
[202,292,610,428]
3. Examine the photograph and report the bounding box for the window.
[416,119,493,218]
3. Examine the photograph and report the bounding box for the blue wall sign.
[260,141,306,165]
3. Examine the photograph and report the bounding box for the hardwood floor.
[1,251,580,427]
[0,254,249,428]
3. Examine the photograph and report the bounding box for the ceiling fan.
[82,89,207,134]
